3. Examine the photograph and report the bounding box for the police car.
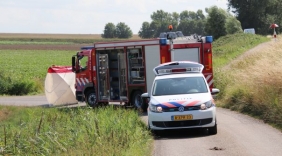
[141,61,219,135]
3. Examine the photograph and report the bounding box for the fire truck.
[71,29,214,111]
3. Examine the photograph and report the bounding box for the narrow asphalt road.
[1,96,282,156]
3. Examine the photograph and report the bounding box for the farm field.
[0,33,142,50]
[0,33,143,95]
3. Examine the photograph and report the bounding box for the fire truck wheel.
[131,90,147,111]
[85,90,97,107]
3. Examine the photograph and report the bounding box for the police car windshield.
[152,77,208,96]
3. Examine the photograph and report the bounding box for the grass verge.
[0,105,153,156]
[213,33,282,130]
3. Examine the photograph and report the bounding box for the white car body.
[147,72,217,133]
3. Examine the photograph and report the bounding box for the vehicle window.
[152,77,208,96]
[78,56,88,71]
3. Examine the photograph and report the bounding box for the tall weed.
[0,106,153,155]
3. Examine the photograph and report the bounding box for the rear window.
[152,77,208,96]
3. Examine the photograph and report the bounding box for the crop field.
[0,33,142,46]
[0,33,103,94]
[0,33,143,95]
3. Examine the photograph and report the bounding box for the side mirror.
[211,88,220,95]
[72,56,76,72]
[141,93,149,98]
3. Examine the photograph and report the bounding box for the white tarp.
[45,66,77,106]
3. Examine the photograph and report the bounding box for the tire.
[208,122,217,135]
[85,90,98,108]
[141,99,148,113]
[131,90,148,112]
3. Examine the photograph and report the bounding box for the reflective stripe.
[205,75,213,87]
[205,75,212,82]
[76,78,81,86]
[80,78,86,85]
[208,79,214,87]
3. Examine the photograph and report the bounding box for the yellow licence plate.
[173,115,193,121]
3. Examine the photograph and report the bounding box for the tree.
[228,0,282,35]
[150,10,171,22]
[205,6,227,39]
[178,20,196,35]
[225,17,243,34]
[138,10,180,38]
[171,12,180,30]
[178,10,206,35]
[138,22,153,39]
[115,22,133,39]
[150,10,178,38]
[102,23,116,38]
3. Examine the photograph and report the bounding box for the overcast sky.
[0,0,228,34]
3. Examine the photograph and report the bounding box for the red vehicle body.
[72,31,214,111]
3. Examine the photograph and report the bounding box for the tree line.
[102,1,281,39]
[228,0,281,35]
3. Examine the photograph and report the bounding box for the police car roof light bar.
[153,61,204,76]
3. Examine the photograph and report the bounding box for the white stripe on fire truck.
[76,78,81,86]
[208,79,214,87]
[80,78,86,85]
[85,78,89,83]
[205,75,212,82]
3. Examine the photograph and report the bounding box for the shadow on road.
[153,128,210,140]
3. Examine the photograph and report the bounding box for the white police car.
[141,61,219,135]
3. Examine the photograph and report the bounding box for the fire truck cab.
[72,30,215,111]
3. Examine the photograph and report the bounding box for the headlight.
[149,104,163,113]
[200,100,214,110]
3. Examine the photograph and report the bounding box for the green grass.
[212,33,282,131]
[0,50,74,95]
[0,105,153,156]
[212,33,270,68]
[212,33,270,96]
[0,50,72,79]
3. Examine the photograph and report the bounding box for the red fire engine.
[72,29,214,111]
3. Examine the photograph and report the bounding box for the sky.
[0,0,228,34]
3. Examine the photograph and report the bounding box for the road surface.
[1,96,282,156]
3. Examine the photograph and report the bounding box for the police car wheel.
[86,90,97,108]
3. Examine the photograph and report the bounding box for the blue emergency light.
[159,38,167,45]
[206,36,213,43]
[81,46,94,50]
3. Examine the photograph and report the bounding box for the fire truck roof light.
[81,46,94,50]
[206,36,213,43]
[153,61,204,76]
[159,38,167,45]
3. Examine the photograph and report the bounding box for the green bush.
[0,72,38,95]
